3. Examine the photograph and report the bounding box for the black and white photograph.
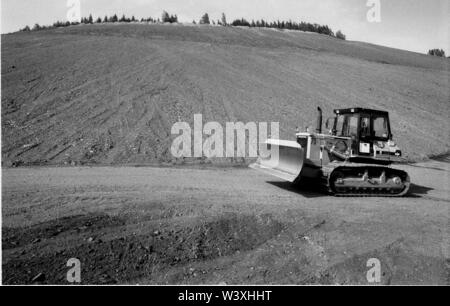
[0,0,448,291]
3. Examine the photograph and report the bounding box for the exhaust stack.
[316,107,322,134]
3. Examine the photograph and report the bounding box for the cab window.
[336,115,345,136]
[360,116,371,137]
[348,116,358,137]
[335,114,358,137]
[373,116,389,139]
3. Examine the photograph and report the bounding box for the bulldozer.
[250,107,410,196]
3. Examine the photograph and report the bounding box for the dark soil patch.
[2,214,126,249]
[2,213,283,284]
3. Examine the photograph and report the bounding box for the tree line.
[17,11,448,57]
[19,11,345,40]
[230,18,346,39]
[20,13,157,32]
[194,13,345,39]
[427,49,446,57]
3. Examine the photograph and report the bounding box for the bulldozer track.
[321,162,410,197]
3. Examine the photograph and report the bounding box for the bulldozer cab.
[329,108,392,156]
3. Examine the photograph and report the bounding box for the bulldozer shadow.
[267,181,433,198]
[406,183,434,198]
[267,180,326,198]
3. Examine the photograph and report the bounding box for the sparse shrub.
[52,20,72,28]
[80,14,94,24]
[162,11,170,23]
[221,13,227,26]
[428,49,446,57]
[20,25,31,32]
[336,30,346,40]
[317,25,333,36]
[161,11,177,23]
[141,17,155,23]
[231,18,250,27]
[200,13,210,25]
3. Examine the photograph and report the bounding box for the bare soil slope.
[2,24,449,166]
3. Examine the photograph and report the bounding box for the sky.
[1,0,448,55]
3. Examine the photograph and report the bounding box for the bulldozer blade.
[249,139,305,183]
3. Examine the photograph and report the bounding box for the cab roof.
[334,108,389,115]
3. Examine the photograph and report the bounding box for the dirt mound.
[2,24,449,166]
[2,213,283,284]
